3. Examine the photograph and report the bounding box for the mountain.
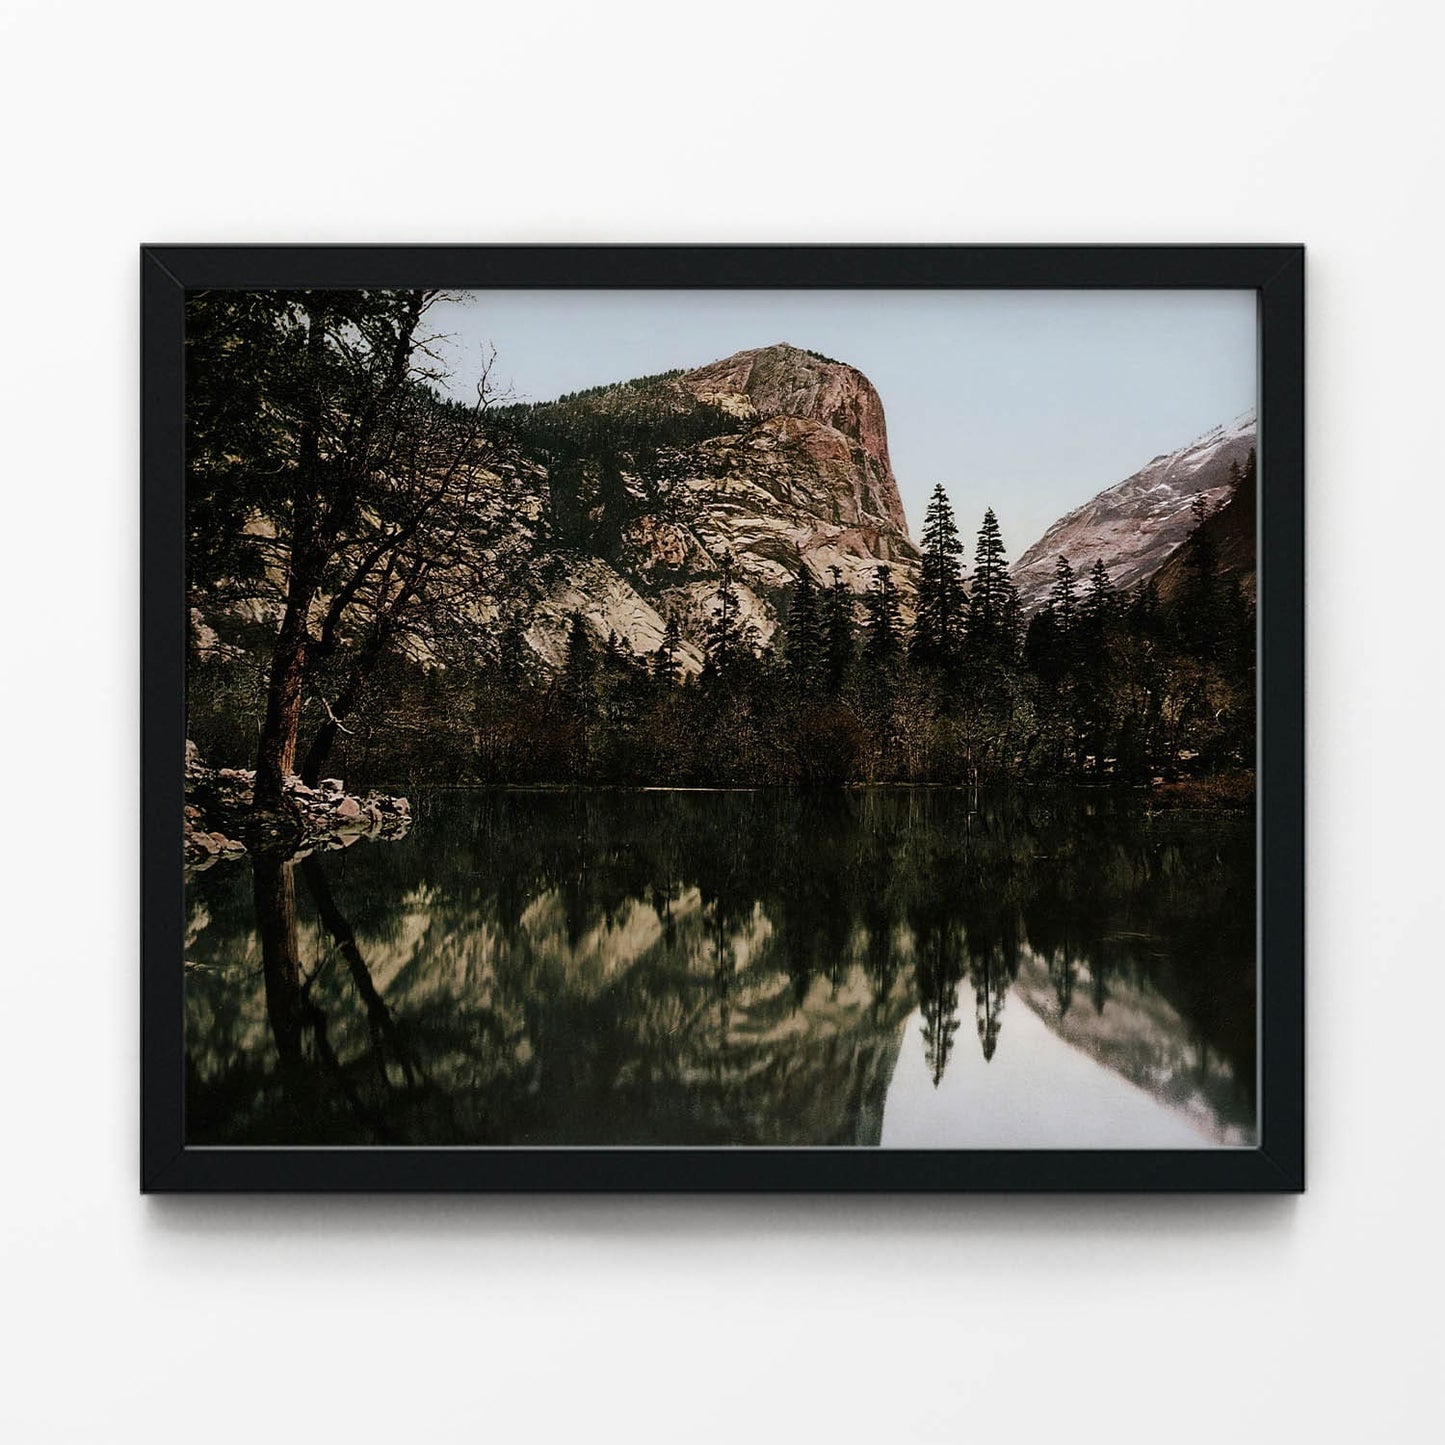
[1151,449,1257,607]
[1011,411,1257,612]
[515,343,918,670]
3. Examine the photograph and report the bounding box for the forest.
[184,288,1256,807]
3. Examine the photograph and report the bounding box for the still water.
[184,788,1256,1148]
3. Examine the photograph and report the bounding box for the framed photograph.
[142,244,1303,1192]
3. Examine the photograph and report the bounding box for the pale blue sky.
[425,289,1257,557]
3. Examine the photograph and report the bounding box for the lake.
[184,787,1256,1148]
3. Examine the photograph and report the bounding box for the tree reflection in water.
[186,788,1256,1147]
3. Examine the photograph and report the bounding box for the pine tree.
[783,561,826,689]
[966,507,1019,665]
[863,565,903,667]
[496,614,530,688]
[1126,576,1162,641]
[1078,558,1116,647]
[974,956,1007,1062]
[1179,496,1220,658]
[1025,556,1079,689]
[824,564,855,688]
[918,959,961,1088]
[652,614,682,685]
[560,610,595,712]
[702,552,756,685]
[911,484,965,670]
[1023,604,1061,681]
[1048,555,1077,636]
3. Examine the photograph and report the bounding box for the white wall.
[2,2,1440,1440]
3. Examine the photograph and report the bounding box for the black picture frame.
[143,244,1304,1193]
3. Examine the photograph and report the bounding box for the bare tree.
[187,289,524,816]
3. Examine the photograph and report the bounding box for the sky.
[424,289,1257,557]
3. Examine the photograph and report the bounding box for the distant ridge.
[1011,411,1256,610]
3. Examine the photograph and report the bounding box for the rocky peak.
[680,344,908,537]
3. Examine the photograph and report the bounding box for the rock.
[433,345,920,676]
[682,343,908,535]
[1012,410,1257,613]
[184,753,408,866]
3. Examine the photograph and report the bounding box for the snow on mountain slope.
[1011,410,1256,611]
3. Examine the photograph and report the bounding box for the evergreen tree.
[1125,576,1163,642]
[782,561,826,689]
[965,507,1019,665]
[918,958,961,1088]
[496,614,530,688]
[824,565,855,688]
[973,956,1007,1062]
[1078,558,1116,651]
[651,614,682,685]
[1179,496,1221,658]
[1025,557,1080,694]
[863,565,903,668]
[1023,603,1061,679]
[1048,555,1077,634]
[560,610,595,709]
[911,484,965,669]
[702,552,756,685]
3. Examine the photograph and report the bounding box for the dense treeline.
[190,468,1256,790]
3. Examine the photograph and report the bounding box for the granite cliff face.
[1011,411,1256,612]
[523,343,918,669]
[188,343,918,682]
[681,344,908,535]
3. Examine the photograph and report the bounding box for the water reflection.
[185,788,1256,1147]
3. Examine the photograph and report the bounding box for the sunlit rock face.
[187,343,917,679]
[681,343,909,536]
[1011,411,1256,612]
[528,344,918,669]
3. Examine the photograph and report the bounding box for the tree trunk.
[300,571,422,785]
[254,854,303,1068]
[299,629,385,786]
[253,600,312,810]
[253,296,326,813]
[298,713,341,790]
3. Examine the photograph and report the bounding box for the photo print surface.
[182,288,1258,1148]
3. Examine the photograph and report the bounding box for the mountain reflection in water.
[184,788,1256,1148]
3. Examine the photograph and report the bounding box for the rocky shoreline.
[184,741,411,869]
